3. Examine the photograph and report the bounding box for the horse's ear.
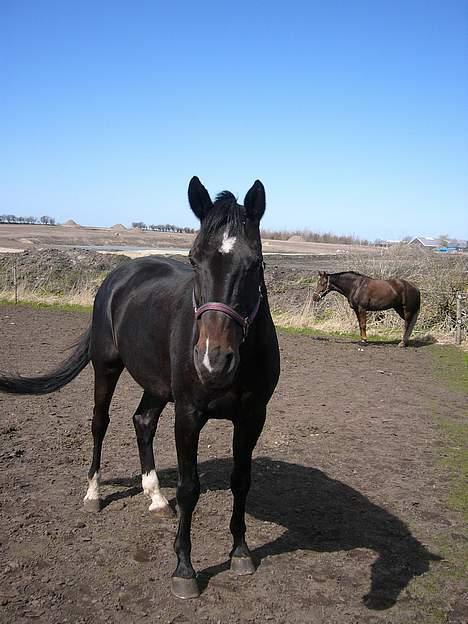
[188,176,213,221]
[244,180,266,222]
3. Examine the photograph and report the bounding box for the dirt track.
[0,305,466,623]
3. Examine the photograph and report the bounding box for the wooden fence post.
[455,293,462,345]
[13,261,18,305]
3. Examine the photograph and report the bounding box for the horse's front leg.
[229,405,266,575]
[133,391,171,515]
[171,404,206,599]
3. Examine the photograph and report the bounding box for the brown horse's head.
[188,177,265,389]
[312,271,331,302]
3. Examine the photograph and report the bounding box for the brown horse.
[313,271,421,346]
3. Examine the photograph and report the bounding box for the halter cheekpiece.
[193,287,262,339]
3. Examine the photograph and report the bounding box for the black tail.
[0,327,91,395]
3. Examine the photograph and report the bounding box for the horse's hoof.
[398,341,408,348]
[171,576,200,599]
[230,555,256,576]
[150,504,176,518]
[83,498,102,513]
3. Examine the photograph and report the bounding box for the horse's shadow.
[310,335,437,348]
[365,336,437,348]
[103,456,440,610]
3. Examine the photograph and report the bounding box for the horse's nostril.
[225,350,235,372]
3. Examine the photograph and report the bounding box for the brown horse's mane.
[330,271,366,278]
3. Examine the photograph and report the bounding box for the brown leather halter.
[193,287,263,339]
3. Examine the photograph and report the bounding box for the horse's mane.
[330,271,365,278]
[202,191,246,236]
[214,190,238,207]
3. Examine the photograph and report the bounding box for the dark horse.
[313,271,420,346]
[0,177,280,599]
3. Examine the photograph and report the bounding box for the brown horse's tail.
[0,327,91,395]
[413,286,421,315]
[404,285,421,340]
[407,307,420,336]
[415,286,421,310]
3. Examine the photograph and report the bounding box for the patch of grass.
[408,540,465,624]
[385,344,468,622]
[0,299,92,313]
[276,323,402,343]
[430,342,468,526]
[429,344,468,394]
[429,341,467,540]
[439,418,468,520]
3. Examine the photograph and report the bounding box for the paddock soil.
[0,305,466,624]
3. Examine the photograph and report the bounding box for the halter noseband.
[193,287,262,339]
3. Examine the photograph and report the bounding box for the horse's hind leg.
[230,406,266,575]
[133,391,171,516]
[400,307,419,347]
[83,362,123,512]
[354,308,368,343]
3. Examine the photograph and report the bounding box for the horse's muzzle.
[193,344,240,389]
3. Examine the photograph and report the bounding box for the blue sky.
[1,0,467,240]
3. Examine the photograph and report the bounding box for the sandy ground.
[0,305,466,623]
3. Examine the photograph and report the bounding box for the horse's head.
[188,176,265,389]
[312,271,331,301]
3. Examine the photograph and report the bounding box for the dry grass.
[0,284,95,307]
[0,246,466,342]
[0,249,127,307]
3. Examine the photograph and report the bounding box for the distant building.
[374,239,402,247]
[409,237,467,251]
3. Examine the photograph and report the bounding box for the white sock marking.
[202,337,213,372]
[84,471,101,501]
[219,230,236,254]
[142,469,169,511]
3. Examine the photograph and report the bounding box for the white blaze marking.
[202,337,213,372]
[219,230,236,254]
[84,471,101,501]
[142,470,169,511]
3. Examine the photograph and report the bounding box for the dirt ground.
[0,223,376,256]
[0,305,466,624]
[0,224,196,253]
